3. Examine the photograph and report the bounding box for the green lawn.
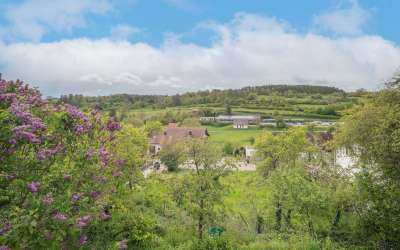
[203,124,265,146]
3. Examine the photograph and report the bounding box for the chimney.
[168,123,177,128]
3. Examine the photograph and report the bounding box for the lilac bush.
[0,79,154,249]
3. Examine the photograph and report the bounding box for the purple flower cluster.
[9,103,46,145]
[99,145,109,166]
[117,239,128,249]
[27,181,40,193]
[66,105,88,121]
[100,211,112,221]
[85,148,95,160]
[0,223,12,235]
[65,104,92,134]
[37,144,64,161]
[90,191,100,199]
[10,125,41,145]
[106,119,121,132]
[0,245,10,250]
[71,192,84,202]
[42,194,54,205]
[78,234,88,246]
[52,212,68,221]
[76,215,92,229]
[0,93,17,103]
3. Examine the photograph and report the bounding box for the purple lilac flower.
[10,103,46,130]
[11,125,41,144]
[117,239,128,250]
[114,159,125,167]
[106,119,121,132]
[0,245,10,250]
[42,194,54,205]
[112,169,123,177]
[52,212,68,221]
[27,181,40,193]
[76,215,92,229]
[71,193,84,202]
[0,223,12,235]
[86,148,95,160]
[36,145,63,161]
[78,234,88,246]
[0,93,17,103]
[74,124,85,134]
[90,191,99,199]
[99,145,109,166]
[66,105,88,121]
[100,211,112,221]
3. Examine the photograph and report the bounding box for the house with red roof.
[150,123,209,154]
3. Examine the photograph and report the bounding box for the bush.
[223,142,234,155]
[160,146,180,171]
[191,237,235,250]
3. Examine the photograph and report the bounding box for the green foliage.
[337,88,400,248]
[191,236,235,250]
[223,142,234,155]
[160,145,180,171]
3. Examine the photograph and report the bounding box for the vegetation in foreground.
[1,77,399,249]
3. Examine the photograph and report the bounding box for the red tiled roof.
[150,127,208,146]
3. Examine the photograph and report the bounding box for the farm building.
[216,115,261,124]
[150,123,209,154]
[233,118,249,129]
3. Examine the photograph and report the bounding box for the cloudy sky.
[0,0,399,96]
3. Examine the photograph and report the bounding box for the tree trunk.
[285,208,292,229]
[198,199,204,239]
[330,206,341,236]
[256,215,264,234]
[275,202,282,231]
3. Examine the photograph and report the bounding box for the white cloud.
[0,13,399,96]
[313,0,370,35]
[1,0,112,42]
[110,24,140,41]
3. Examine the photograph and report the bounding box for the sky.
[0,0,399,96]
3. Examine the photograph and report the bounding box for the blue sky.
[0,0,399,96]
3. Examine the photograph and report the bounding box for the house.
[245,146,257,161]
[150,123,209,154]
[233,119,249,129]
[216,115,261,124]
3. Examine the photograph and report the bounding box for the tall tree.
[174,139,232,239]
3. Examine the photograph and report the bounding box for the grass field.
[203,125,265,146]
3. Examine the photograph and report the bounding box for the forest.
[1,77,399,250]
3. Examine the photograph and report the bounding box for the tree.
[143,120,162,137]
[160,145,180,171]
[180,117,201,127]
[174,139,232,239]
[275,116,287,128]
[255,127,314,176]
[337,87,400,248]
[225,103,232,115]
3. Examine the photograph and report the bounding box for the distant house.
[216,115,261,124]
[233,119,249,129]
[199,116,216,122]
[200,115,261,128]
[150,123,209,154]
[245,146,257,161]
